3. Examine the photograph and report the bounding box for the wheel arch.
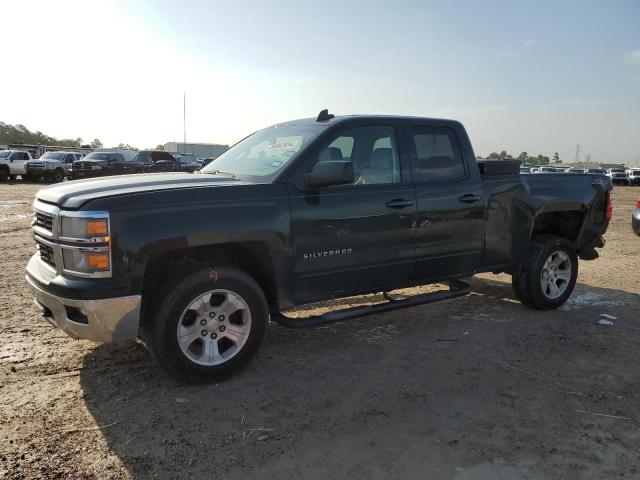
[141,241,279,318]
[530,209,585,245]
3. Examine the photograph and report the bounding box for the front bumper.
[26,274,141,342]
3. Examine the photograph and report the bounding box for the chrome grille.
[27,163,45,172]
[36,240,56,268]
[74,162,92,171]
[35,212,53,232]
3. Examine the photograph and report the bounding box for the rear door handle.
[458,194,482,203]
[386,199,414,209]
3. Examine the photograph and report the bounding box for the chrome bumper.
[26,275,141,343]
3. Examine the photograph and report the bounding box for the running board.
[271,279,471,329]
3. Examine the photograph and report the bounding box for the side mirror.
[305,160,354,188]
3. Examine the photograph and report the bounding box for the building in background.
[163,142,228,160]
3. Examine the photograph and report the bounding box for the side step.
[271,279,471,329]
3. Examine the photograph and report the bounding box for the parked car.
[196,158,216,169]
[632,198,640,235]
[26,112,612,383]
[71,150,139,179]
[536,166,558,173]
[132,150,179,172]
[174,154,200,173]
[605,168,629,186]
[566,167,586,174]
[0,149,31,181]
[626,168,640,186]
[585,168,606,176]
[25,151,82,183]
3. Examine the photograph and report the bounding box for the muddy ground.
[1,181,639,480]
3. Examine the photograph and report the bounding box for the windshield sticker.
[266,141,296,151]
[271,160,284,167]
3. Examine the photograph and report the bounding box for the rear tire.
[0,168,7,182]
[511,235,578,310]
[142,265,268,384]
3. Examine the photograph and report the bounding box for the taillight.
[605,194,613,221]
[636,199,640,209]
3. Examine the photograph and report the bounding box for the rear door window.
[408,126,466,182]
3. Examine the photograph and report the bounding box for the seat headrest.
[319,146,344,162]
[371,148,393,169]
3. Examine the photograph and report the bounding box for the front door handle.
[386,199,414,209]
[458,194,482,203]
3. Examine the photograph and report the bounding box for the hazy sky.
[2,0,639,164]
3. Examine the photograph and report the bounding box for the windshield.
[0,151,10,158]
[610,169,625,173]
[84,152,110,161]
[41,152,67,160]
[200,125,324,180]
[588,169,604,173]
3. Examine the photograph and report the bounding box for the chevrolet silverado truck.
[25,112,612,383]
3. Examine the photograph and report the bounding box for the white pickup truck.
[0,150,32,182]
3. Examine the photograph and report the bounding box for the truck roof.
[270,113,463,129]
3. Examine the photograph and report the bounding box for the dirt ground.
[1,181,639,480]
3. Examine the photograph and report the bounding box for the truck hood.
[36,172,251,209]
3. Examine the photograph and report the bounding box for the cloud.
[624,50,640,64]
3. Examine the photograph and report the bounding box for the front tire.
[512,235,578,310]
[143,266,268,384]
[52,168,64,183]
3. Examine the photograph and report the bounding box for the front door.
[289,124,416,303]
[10,151,28,175]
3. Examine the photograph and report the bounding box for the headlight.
[93,164,103,170]
[62,249,110,275]
[59,212,111,277]
[60,216,109,240]
[45,163,54,170]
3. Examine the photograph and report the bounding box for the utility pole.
[574,144,582,163]
[183,92,186,155]
[585,153,591,163]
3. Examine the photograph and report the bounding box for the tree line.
[1,121,104,149]
[482,150,561,166]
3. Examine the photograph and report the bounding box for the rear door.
[289,123,416,303]
[107,154,127,174]
[405,123,484,280]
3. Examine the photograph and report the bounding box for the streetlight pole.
[183,92,186,155]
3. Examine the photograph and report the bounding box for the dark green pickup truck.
[26,112,612,383]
